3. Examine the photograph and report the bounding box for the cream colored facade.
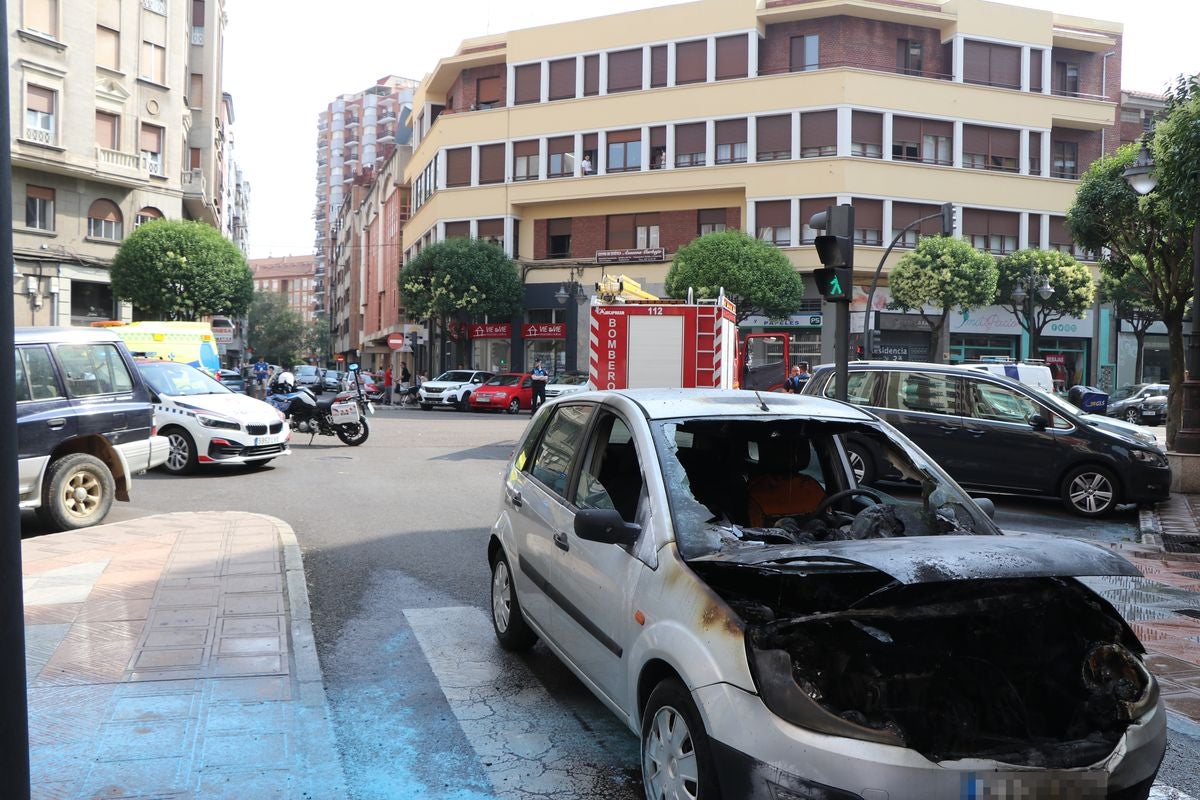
[9,0,234,328]
[397,0,1124,376]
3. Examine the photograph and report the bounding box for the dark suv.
[804,361,1170,516]
[16,327,168,530]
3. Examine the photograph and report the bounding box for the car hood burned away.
[653,414,1160,770]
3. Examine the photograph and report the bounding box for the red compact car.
[468,373,532,413]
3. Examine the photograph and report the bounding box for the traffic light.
[408,331,418,350]
[813,267,852,302]
[809,204,855,302]
[863,329,880,359]
[940,202,956,237]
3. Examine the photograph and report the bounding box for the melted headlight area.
[700,566,1152,768]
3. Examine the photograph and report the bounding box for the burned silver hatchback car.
[488,389,1166,800]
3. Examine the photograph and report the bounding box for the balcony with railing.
[190,26,204,45]
[23,126,54,145]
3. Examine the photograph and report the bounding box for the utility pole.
[809,205,855,402]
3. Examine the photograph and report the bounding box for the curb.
[1140,503,1165,548]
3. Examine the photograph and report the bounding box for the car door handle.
[506,488,523,508]
[964,428,987,437]
[46,418,66,430]
[936,424,958,433]
[553,532,570,552]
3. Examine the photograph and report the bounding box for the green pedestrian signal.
[814,267,851,302]
[829,274,843,295]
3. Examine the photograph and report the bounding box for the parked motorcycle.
[267,366,372,446]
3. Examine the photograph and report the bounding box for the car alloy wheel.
[1125,409,1140,424]
[164,429,199,475]
[507,398,521,414]
[1062,465,1118,517]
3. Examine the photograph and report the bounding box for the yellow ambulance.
[94,321,222,374]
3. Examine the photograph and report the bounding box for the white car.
[544,371,589,399]
[418,369,493,411]
[137,360,291,474]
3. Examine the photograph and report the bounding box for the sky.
[223,0,1199,261]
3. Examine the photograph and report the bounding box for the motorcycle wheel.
[336,418,370,446]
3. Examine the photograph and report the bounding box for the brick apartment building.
[249,255,318,326]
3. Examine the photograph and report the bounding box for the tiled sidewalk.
[22,512,345,800]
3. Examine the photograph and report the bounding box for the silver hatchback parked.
[488,389,1165,800]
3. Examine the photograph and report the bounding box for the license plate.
[254,434,282,446]
[331,402,360,423]
[960,771,1106,799]
[477,396,492,403]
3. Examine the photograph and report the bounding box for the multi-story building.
[313,75,418,323]
[9,0,237,327]
[250,255,318,326]
[399,0,1131,387]
[220,92,250,255]
[1118,89,1165,148]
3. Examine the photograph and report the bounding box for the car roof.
[16,326,122,344]
[560,388,877,421]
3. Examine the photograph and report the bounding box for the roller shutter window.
[25,0,58,37]
[583,54,600,96]
[476,76,501,109]
[1049,216,1072,252]
[962,125,989,170]
[674,122,706,167]
[443,221,470,239]
[891,202,940,247]
[140,123,163,174]
[478,218,505,249]
[675,40,706,85]
[87,198,123,240]
[26,185,55,231]
[892,116,921,162]
[699,208,727,236]
[95,111,119,150]
[514,63,541,105]
[649,126,667,170]
[800,110,836,158]
[1028,131,1042,174]
[991,45,1020,89]
[608,49,642,93]
[852,198,883,246]
[800,198,835,243]
[635,212,661,249]
[715,118,747,164]
[756,115,791,161]
[1029,49,1043,92]
[650,45,668,88]
[548,218,572,258]
[851,111,883,159]
[97,25,119,70]
[548,58,576,100]
[756,200,791,246]
[715,34,748,80]
[513,139,539,182]
[1053,140,1078,179]
[921,119,953,166]
[607,128,642,172]
[582,132,598,174]
[445,147,472,187]
[963,40,990,85]
[478,143,505,184]
[1027,214,1041,250]
[608,214,635,250]
[547,136,575,177]
[966,209,1018,255]
[989,128,1019,172]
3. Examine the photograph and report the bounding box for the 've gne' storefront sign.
[522,323,566,339]
[468,323,512,339]
[595,248,665,264]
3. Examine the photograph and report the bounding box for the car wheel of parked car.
[490,551,537,651]
[641,678,719,800]
[1125,408,1140,424]
[458,392,472,411]
[420,403,432,411]
[1062,464,1120,517]
[507,398,521,415]
[38,453,116,531]
[163,427,199,475]
[845,442,875,485]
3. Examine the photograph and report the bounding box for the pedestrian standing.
[530,359,549,414]
[253,357,269,399]
[383,366,393,405]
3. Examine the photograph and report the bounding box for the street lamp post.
[1123,139,1200,452]
[1009,270,1054,361]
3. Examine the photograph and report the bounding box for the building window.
[800,198,835,243]
[755,201,791,247]
[756,115,791,161]
[140,123,164,175]
[190,147,202,170]
[1052,141,1078,179]
[851,111,883,159]
[892,117,953,166]
[97,25,120,70]
[23,0,58,37]
[963,41,1021,90]
[87,199,124,241]
[607,130,642,172]
[891,202,941,248]
[1054,62,1080,96]
[513,140,539,181]
[140,41,166,84]
[548,58,576,101]
[789,35,819,72]
[514,63,541,105]
[714,119,747,164]
[1028,131,1042,174]
[675,40,706,85]
[799,110,836,158]
[714,34,749,81]
[963,126,1019,173]
[135,206,163,228]
[964,209,1019,255]
[852,199,883,246]
[26,185,55,231]
[547,136,575,177]
[699,209,727,236]
[922,133,952,166]
[477,218,505,251]
[25,85,55,145]
[648,126,667,169]
[897,39,922,76]
[445,147,471,187]
[475,76,502,110]
[674,123,706,168]
[547,218,572,258]
[636,217,661,249]
[189,73,203,109]
[95,111,119,150]
[478,143,505,184]
[607,49,642,93]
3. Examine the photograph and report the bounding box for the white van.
[964,361,1055,393]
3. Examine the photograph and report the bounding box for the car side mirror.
[574,508,641,547]
[972,497,995,519]
[1029,413,1048,431]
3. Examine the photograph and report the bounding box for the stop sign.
[387,332,407,350]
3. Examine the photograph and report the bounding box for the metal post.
[1,4,33,792]
[862,210,947,357]
[835,301,849,402]
[1175,221,1200,453]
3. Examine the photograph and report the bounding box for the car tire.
[458,392,472,411]
[247,459,274,469]
[490,551,537,651]
[163,427,199,475]
[845,441,876,486]
[38,453,116,531]
[507,398,521,414]
[1125,408,1140,424]
[1061,464,1120,517]
[420,403,432,411]
[641,678,720,800]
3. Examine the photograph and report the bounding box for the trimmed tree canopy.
[888,236,998,321]
[996,248,1095,334]
[399,238,522,321]
[664,230,805,323]
[110,219,253,320]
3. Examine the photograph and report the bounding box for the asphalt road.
[22,408,1198,798]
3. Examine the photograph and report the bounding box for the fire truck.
[587,275,791,391]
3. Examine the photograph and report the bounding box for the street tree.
[664,230,805,324]
[299,320,330,365]
[1098,258,1157,383]
[110,219,253,320]
[1067,76,1199,445]
[995,248,1094,363]
[886,236,998,363]
[399,238,522,368]
[246,291,304,368]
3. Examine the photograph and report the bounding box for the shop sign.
[211,318,234,344]
[468,323,512,339]
[522,322,566,339]
[1044,354,1067,365]
[740,314,823,329]
[595,247,665,264]
[874,345,910,361]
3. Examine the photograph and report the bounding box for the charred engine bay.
[696,564,1150,768]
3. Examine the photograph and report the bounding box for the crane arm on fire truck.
[595,274,660,303]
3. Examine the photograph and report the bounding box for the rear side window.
[819,371,879,405]
[968,381,1041,424]
[884,371,960,415]
[16,346,63,402]
[56,343,134,397]
[527,404,594,498]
